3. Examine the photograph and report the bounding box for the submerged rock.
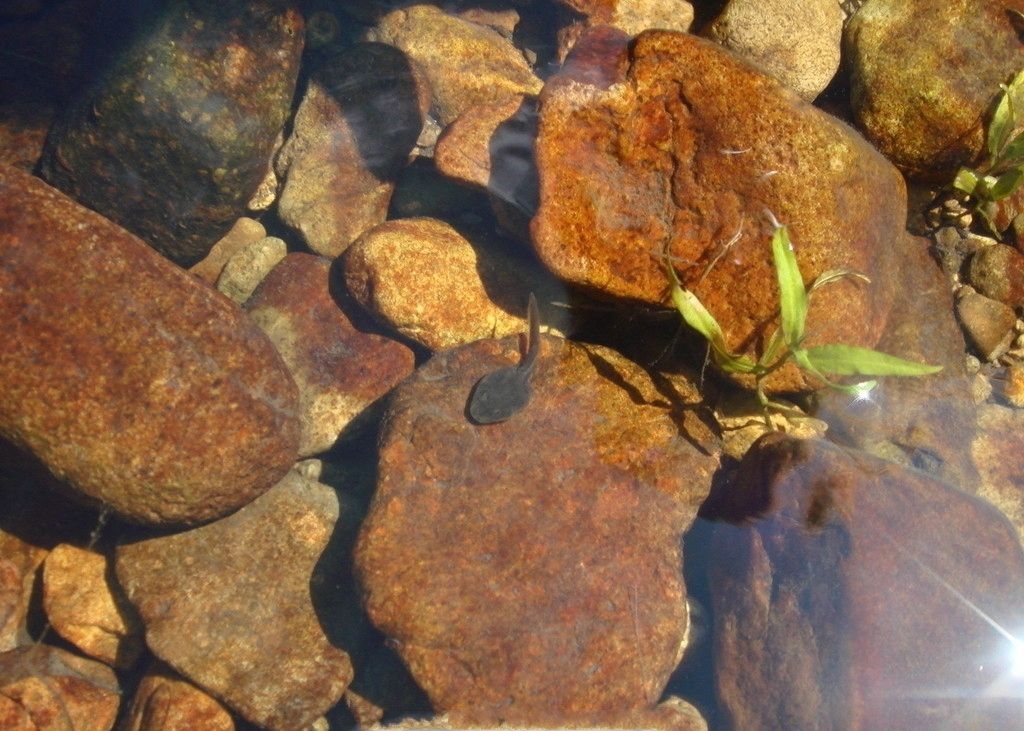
[532,30,907,392]
[705,434,1024,729]
[0,644,121,731]
[276,42,426,257]
[116,468,365,730]
[365,4,543,125]
[245,253,416,456]
[846,0,1024,181]
[37,1,304,265]
[120,660,234,731]
[0,165,300,525]
[356,335,719,725]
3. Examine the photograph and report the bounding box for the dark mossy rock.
[38,1,303,266]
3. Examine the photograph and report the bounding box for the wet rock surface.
[0,644,121,731]
[116,468,365,730]
[704,0,843,101]
[37,1,304,266]
[245,253,416,456]
[705,434,1024,729]
[365,4,543,125]
[276,42,426,257]
[846,0,1024,181]
[42,544,143,669]
[0,165,300,525]
[533,30,906,392]
[343,217,570,350]
[120,660,235,731]
[356,335,719,725]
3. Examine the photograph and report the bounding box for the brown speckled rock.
[42,544,144,669]
[0,644,121,731]
[356,335,720,725]
[846,0,1024,180]
[120,661,234,731]
[366,4,543,125]
[532,30,906,392]
[189,217,267,285]
[0,165,300,525]
[343,217,571,350]
[706,434,1024,729]
[704,0,843,100]
[116,468,365,730]
[245,253,416,456]
[276,42,427,257]
[37,2,304,266]
[965,243,1024,310]
[558,0,694,36]
[0,530,45,653]
[973,403,1024,542]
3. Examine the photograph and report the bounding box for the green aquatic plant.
[952,68,1024,235]
[664,222,943,419]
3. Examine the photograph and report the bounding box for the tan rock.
[42,544,144,669]
[215,236,288,304]
[0,644,121,731]
[356,336,720,725]
[846,0,1024,180]
[974,403,1024,541]
[705,0,843,100]
[366,5,542,125]
[0,531,46,653]
[116,468,365,730]
[120,661,234,731]
[556,0,694,36]
[245,253,416,456]
[533,30,906,392]
[189,217,267,285]
[343,217,570,350]
[0,165,300,525]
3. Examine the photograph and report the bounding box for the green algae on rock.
[37,1,304,266]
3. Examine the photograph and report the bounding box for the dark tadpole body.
[468,294,540,424]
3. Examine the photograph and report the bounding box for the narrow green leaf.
[989,82,1014,160]
[771,224,808,348]
[953,168,980,195]
[803,344,943,377]
[988,167,1024,200]
[995,132,1024,169]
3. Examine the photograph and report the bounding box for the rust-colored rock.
[116,468,365,730]
[0,644,120,731]
[356,335,720,725]
[276,42,426,257]
[705,434,1024,729]
[366,4,543,125]
[532,30,906,392]
[0,531,45,654]
[0,165,300,525]
[120,661,234,731]
[965,243,1024,310]
[245,253,416,456]
[37,2,304,265]
[42,544,144,669]
[846,0,1024,181]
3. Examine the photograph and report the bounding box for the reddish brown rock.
[343,217,571,350]
[245,253,416,456]
[120,661,234,731]
[0,644,120,731]
[37,2,304,266]
[365,4,543,125]
[116,468,365,730]
[356,336,720,725]
[556,0,694,51]
[705,434,1024,730]
[956,290,1016,362]
[0,165,300,525]
[846,0,1024,181]
[276,42,427,257]
[532,30,906,392]
[0,531,45,653]
[42,544,144,669]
